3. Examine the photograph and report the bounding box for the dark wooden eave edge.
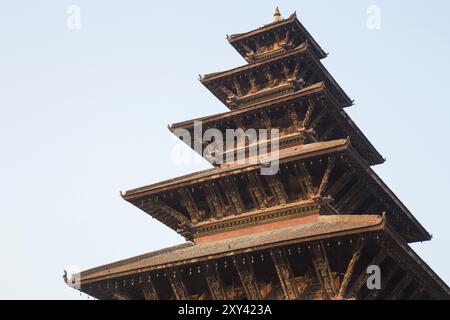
[77,214,386,285]
[227,12,327,60]
[384,225,450,297]
[199,42,352,108]
[168,82,384,166]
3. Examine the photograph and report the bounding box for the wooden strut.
[270,249,299,299]
[204,184,226,219]
[302,98,315,128]
[246,173,267,209]
[365,265,400,300]
[337,240,364,299]
[233,256,262,300]
[265,175,288,205]
[346,249,387,299]
[204,263,226,300]
[167,268,190,300]
[310,242,337,299]
[317,156,336,196]
[142,276,159,300]
[222,179,245,215]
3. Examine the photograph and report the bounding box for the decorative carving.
[142,277,159,300]
[310,242,337,299]
[204,184,226,219]
[167,268,190,300]
[204,263,226,300]
[265,175,288,205]
[246,173,267,209]
[223,179,244,214]
[271,249,299,299]
[317,157,336,196]
[178,189,201,223]
[337,240,364,299]
[233,256,262,300]
[365,265,399,300]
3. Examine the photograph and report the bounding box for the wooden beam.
[142,277,159,300]
[246,173,267,209]
[265,175,288,205]
[204,263,226,300]
[346,249,387,299]
[310,242,337,299]
[178,189,201,223]
[233,256,262,300]
[316,157,336,196]
[271,249,299,300]
[337,240,364,299]
[167,268,190,300]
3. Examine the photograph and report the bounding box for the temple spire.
[273,7,281,22]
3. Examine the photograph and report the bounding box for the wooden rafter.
[270,249,299,299]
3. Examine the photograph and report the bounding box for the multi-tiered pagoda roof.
[68,9,450,300]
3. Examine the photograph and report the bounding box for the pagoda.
[68,9,450,300]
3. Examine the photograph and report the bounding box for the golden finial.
[273,7,281,22]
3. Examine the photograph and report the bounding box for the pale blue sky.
[0,1,449,299]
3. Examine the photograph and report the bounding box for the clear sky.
[0,1,449,299]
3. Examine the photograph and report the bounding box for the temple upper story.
[227,10,327,63]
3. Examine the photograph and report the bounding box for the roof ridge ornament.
[273,7,282,22]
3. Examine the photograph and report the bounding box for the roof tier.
[123,139,429,243]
